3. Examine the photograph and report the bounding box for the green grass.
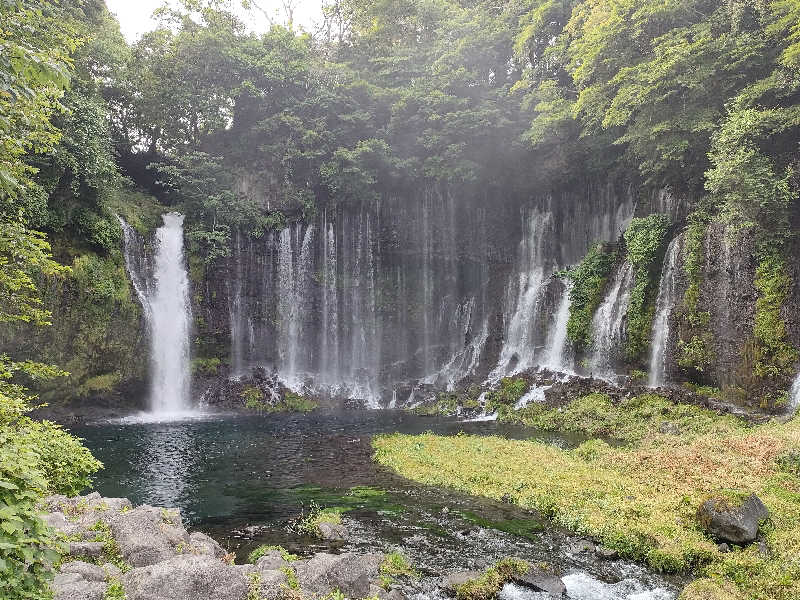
[248,544,299,564]
[458,510,544,540]
[373,393,800,600]
[502,393,748,444]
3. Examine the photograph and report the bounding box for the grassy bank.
[374,395,800,600]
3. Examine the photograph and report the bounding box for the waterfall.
[648,235,682,387]
[120,213,193,415]
[542,281,572,372]
[589,261,634,378]
[790,374,800,415]
[149,214,192,414]
[493,209,553,375]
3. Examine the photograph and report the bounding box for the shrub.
[565,244,618,351]
[0,365,102,599]
[623,215,670,363]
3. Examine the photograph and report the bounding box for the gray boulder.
[294,552,384,598]
[68,542,105,560]
[253,568,289,600]
[189,531,226,558]
[318,521,347,541]
[59,561,115,583]
[440,571,483,595]
[52,572,107,600]
[109,505,190,567]
[254,550,289,571]
[697,494,769,544]
[122,555,250,600]
[511,566,566,598]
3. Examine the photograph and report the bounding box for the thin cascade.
[117,216,151,320]
[588,261,634,378]
[790,374,800,415]
[320,213,339,383]
[542,280,572,372]
[229,228,245,377]
[648,235,683,387]
[493,209,554,376]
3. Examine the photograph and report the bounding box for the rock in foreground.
[696,493,769,545]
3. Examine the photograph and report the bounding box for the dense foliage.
[564,244,618,351]
[622,215,670,363]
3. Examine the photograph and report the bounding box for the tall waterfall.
[648,235,683,387]
[120,213,193,415]
[589,261,634,378]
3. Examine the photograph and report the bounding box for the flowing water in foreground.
[74,412,685,600]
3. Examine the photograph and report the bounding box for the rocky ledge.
[44,493,570,600]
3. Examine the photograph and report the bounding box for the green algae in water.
[459,510,544,540]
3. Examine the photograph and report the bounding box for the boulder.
[318,521,347,541]
[440,571,483,595]
[109,505,190,567]
[68,542,105,560]
[294,552,384,598]
[122,555,250,600]
[369,584,406,600]
[569,539,595,554]
[253,568,289,600]
[189,531,226,558]
[254,550,289,571]
[697,494,769,544]
[511,567,566,598]
[59,561,115,583]
[52,572,107,600]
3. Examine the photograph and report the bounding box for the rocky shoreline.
[45,493,571,600]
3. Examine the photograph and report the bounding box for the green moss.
[677,213,715,373]
[565,244,618,351]
[502,392,746,444]
[485,378,528,416]
[294,502,344,537]
[281,566,300,590]
[248,545,299,564]
[623,215,670,363]
[191,357,221,376]
[104,577,125,600]
[459,511,544,540]
[455,558,529,600]
[280,392,318,413]
[379,552,417,588]
[752,251,798,405]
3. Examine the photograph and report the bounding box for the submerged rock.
[511,566,566,598]
[697,494,769,544]
[318,520,347,541]
[440,570,483,595]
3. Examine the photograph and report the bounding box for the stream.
[73,411,685,600]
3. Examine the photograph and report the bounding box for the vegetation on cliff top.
[374,398,800,600]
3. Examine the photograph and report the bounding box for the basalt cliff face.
[192,178,761,407]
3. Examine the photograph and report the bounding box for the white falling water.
[542,281,572,372]
[117,217,151,320]
[493,210,553,376]
[648,235,682,387]
[320,215,339,383]
[138,213,193,415]
[789,374,800,415]
[589,261,634,378]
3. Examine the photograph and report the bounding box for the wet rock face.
[696,494,769,545]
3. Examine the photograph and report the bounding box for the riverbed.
[73,411,685,600]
